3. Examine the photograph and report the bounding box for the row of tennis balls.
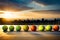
[2,25,59,32]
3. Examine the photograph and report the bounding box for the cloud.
[16,10,60,19]
[34,0,60,5]
[0,0,33,11]
[27,1,60,10]
[0,10,60,20]
[32,1,45,7]
[0,0,60,11]
[27,1,45,10]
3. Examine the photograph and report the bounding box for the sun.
[1,11,18,21]
[3,11,15,18]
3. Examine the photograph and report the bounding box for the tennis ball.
[53,25,59,31]
[23,25,29,31]
[30,25,37,31]
[16,25,21,32]
[45,25,52,31]
[9,25,14,32]
[2,25,8,32]
[38,25,45,31]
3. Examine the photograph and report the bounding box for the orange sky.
[0,10,60,21]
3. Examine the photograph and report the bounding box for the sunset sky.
[0,0,60,20]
